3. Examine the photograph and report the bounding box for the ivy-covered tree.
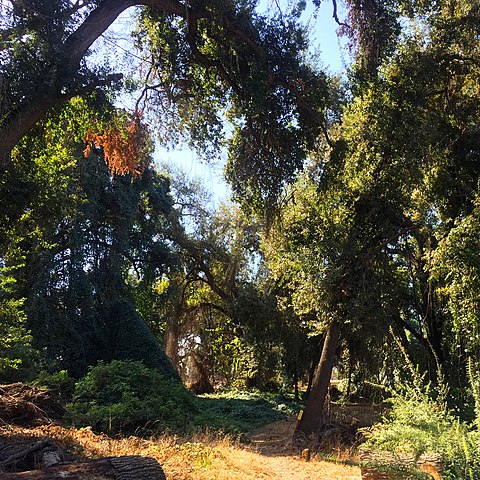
[0,95,179,378]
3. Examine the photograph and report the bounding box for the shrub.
[68,365,301,437]
[67,360,194,435]
[362,385,480,480]
[33,369,76,401]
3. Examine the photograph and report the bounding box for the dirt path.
[220,417,362,480]
[250,417,297,456]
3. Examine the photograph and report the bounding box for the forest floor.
[0,384,372,479]
[0,416,362,479]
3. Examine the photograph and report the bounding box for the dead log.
[0,455,166,480]
[0,441,51,469]
[0,439,67,472]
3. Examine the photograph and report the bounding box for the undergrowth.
[361,364,480,479]
[193,389,300,434]
[64,360,299,437]
[363,388,480,479]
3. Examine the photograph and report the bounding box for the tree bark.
[295,320,340,436]
[293,357,299,402]
[1,456,166,480]
[165,320,181,371]
[304,337,322,399]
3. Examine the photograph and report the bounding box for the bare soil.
[245,417,361,480]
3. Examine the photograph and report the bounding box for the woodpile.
[0,384,65,426]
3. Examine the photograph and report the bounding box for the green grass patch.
[192,389,301,434]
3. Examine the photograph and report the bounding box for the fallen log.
[0,455,166,480]
[0,439,68,472]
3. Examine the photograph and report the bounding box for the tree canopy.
[2,0,480,458]
[1,0,333,210]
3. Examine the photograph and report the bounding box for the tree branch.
[56,73,123,101]
[63,0,138,68]
[221,12,267,61]
[62,0,95,20]
[398,317,425,345]
[185,301,230,318]
[0,73,123,168]
[276,77,333,147]
[1,26,22,46]
[0,0,331,168]
[331,0,350,29]
[185,17,244,98]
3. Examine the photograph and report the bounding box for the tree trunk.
[1,456,165,480]
[165,321,180,371]
[411,233,445,380]
[293,357,300,402]
[346,351,352,398]
[295,320,340,436]
[189,354,214,394]
[305,360,315,400]
[304,337,322,399]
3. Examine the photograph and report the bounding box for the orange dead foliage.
[84,114,149,177]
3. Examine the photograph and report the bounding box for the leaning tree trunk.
[304,336,323,399]
[1,456,166,480]
[295,320,340,436]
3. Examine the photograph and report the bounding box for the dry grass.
[0,420,361,480]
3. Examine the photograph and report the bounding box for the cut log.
[0,440,67,472]
[0,441,50,469]
[0,455,166,480]
[41,451,62,468]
